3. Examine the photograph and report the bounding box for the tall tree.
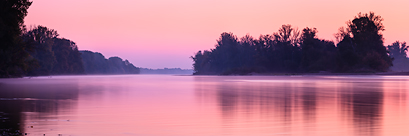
[191,50,212,75]
[300,27,336,72]
[388,41,408,59]
[210,32,241,73]
[387,41,409,71]
[335,29,359,72]
[337,12,392,72]
[23,26,86,75]
[0,0,32,77]
[239,34,256,68]
[23,25,58,75]
[52,38,84,74]
[270,25,301,72]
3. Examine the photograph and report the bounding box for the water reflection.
[0,75,408,136]
[194,76,405,136]
[339,82,383,136]
[0,78,79,135]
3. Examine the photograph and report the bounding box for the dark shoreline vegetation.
[191,12,409,75]
[1,1,409,77]
[15,25,140,77]
[80,50,140,75]
[0,0,140,78]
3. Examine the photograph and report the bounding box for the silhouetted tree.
[336,34,358,72]
[270,25,301,72]
[336,12,392,72]
[253,34,274,69]
[22,26,86,75]
[209,32,243,74]
[23,25,58,75]
[387,41,409,71]
[239,34,257,68]
[52,38,84,74]
[80,50,110,74]
[388,41,408,59]
[300,27,336,72]
[192,12,397,75]
[191,50,212,74]
[80,50,140,74]
[192,25,303,75]
[0,0,32,77]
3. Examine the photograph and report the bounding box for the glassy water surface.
[1,75,409,136]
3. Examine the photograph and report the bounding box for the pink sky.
[24,0,409,69]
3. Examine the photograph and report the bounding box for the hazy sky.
[24,0,409,69]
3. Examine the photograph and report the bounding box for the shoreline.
[2,72,409,79]
[192,71,409,76]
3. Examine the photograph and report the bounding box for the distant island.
[191,12,409,75]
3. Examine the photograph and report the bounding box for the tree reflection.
[0,80,79,135]
[194,76,386,135]
[339,81,383,136]
[194,77,319,130]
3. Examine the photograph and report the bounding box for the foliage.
[192,12,396,75]
[23,25,84,75]
[0,1,139,77]
[52,38,84,74]
[336,12,392,72]
[388,41,408,59]
[80,50,110,74]
[0,0,32,77]
[300,27,336,72]
[192,25,303,75]
[80,50,140,74]
[23,26,58,75]
[387,41,409,71]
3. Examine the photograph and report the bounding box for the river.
[1,75,409,136]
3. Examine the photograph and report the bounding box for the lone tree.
[0,0,32,77]
[337,12,392,72]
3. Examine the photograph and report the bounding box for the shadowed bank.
[0,79,79,135]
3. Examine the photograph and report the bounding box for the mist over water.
[0,75,409,136]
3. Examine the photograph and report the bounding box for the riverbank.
[197,71,409,76]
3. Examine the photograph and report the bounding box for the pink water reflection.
[0,75,409,136]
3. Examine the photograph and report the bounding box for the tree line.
[22,26,84,76]
[0,0,139,78]
[81,50,140,74]
[192,12,409,75]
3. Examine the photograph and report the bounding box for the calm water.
[1,75,409,136]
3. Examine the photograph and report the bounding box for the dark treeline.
[192,12,409,75]
[0,0,139,77]
[23,26,84,76]
[81,50,140,74]
[0,0,32,77]
[21,26,140,76]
